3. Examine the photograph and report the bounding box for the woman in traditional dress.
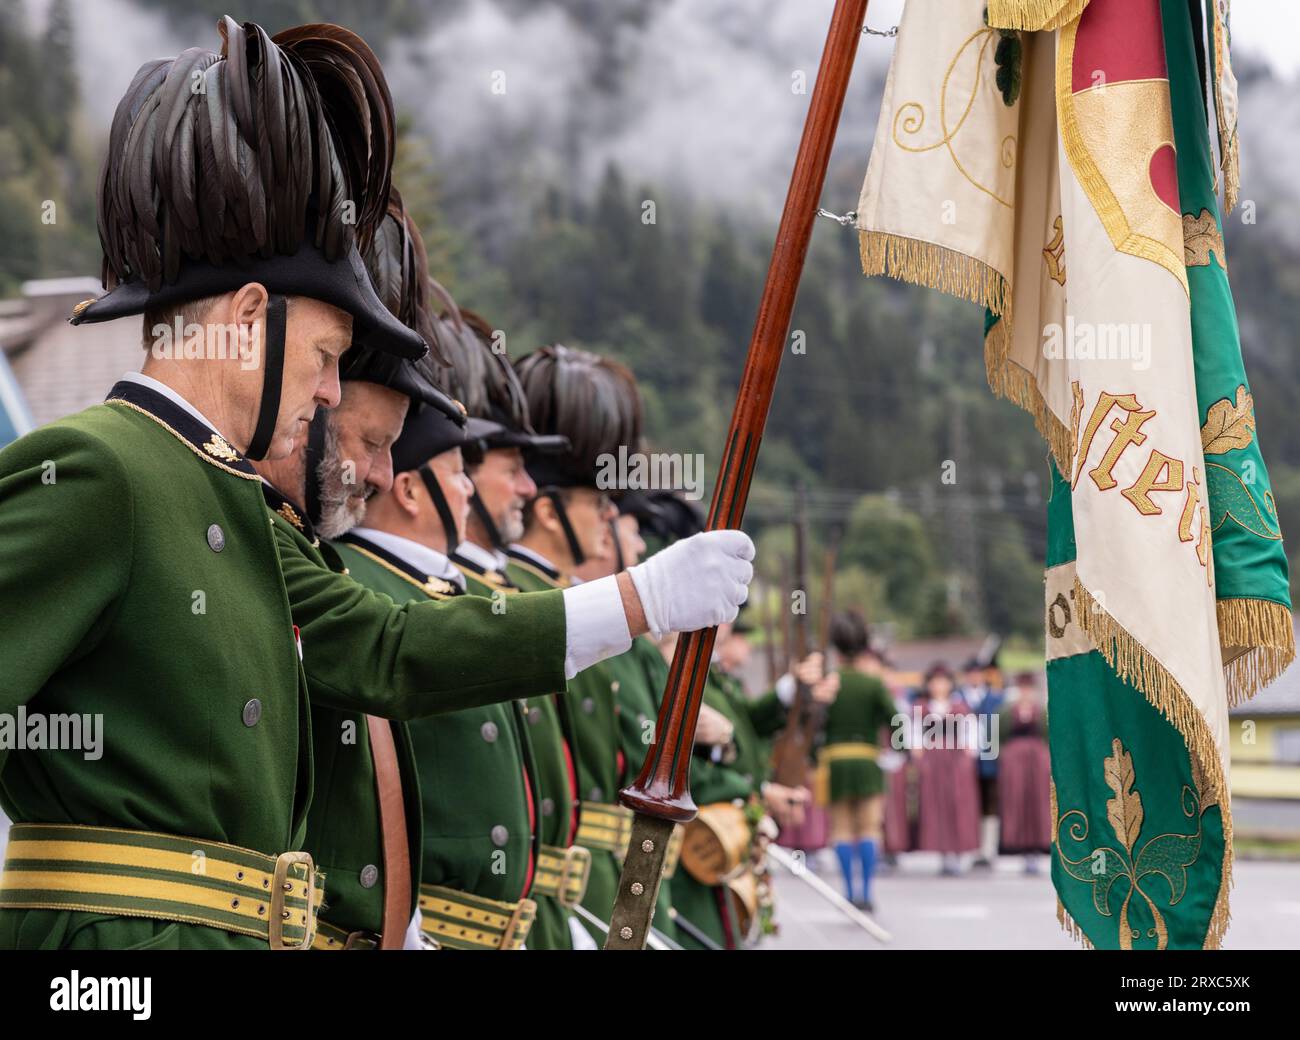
[915,663,981,874]
[820,610,897,911]
[997,672,1052,873]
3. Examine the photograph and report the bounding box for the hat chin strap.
[418,465,460,556]
[539,488,585,568]
[245,294,287,462]
[468,487,506,551]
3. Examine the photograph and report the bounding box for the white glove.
[628,530,754,638]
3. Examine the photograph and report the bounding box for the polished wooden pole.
[605,0,873,949]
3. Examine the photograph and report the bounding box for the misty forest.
[3,0,1297,654]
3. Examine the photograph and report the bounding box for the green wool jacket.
[506,551,624,945]
[339,544,541,923]
[259,507,424,944]
[0,383,568,950]
[503,554,582,950]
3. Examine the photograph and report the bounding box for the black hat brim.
[70,239,427,361]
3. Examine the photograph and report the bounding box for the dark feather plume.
[360,189,450,367]
[98,15,397,293]
[515,345,642,475]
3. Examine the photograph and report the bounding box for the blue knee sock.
[834,842,857,902]
[856,839,877,903]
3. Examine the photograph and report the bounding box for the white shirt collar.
[352,527,465,590]
[455,539,509,574]
[121,372,235,446]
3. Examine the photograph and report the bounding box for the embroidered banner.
[856,0,1291,948]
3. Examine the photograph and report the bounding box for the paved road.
[760,848,1300,950]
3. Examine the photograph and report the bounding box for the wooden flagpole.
[604,0,873,949]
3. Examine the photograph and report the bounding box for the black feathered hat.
[514,345,641,489]
[513,344,641,565]
[75,17,423,459]
[441,311,569,463]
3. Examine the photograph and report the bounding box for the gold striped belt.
[576,803,684,879]
[530,844,590,908]
[417,884,535,950]
[0,823,324,950]
[818,742,880,765]
[575,801,634,854]
[311,918,380,950]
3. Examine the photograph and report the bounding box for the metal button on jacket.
[610,680,620,694]
[581,697,594,715]
[480,721,499,743]
[491,825,509,847]
[241,699,262,727]
[589,787,604,801]
[540,798,555,817]
[359,864,379,888]
[528,707,542,725]
[206,523,226,552]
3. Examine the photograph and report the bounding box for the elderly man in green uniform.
[318,304,545,950]
[445,313,594,951]
[329,334,545,950]
[251,194,455,949]
[0,19,423,951]
[0,21,755,950]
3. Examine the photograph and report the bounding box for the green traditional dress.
[820,669,896,800]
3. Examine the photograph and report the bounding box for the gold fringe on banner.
[1218,597,1297,706]
[987,0,1091,32]
[1220,136,1240,218]
[1057,900,1095,948]
[1071,575,1233,950]
[983,320,1074,477]
[858,230,1012,322]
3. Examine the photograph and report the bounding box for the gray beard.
[316,419,370,540]
[497,509,525,545]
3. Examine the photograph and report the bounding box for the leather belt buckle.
[269,850,317,950]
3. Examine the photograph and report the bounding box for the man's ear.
[230,282,269,354]
[396,471,422,519]
[532,492,559,535]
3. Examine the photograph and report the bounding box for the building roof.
[2,279,142,428]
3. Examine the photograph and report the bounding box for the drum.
[723,870,760,945]
[680,801,751,885]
